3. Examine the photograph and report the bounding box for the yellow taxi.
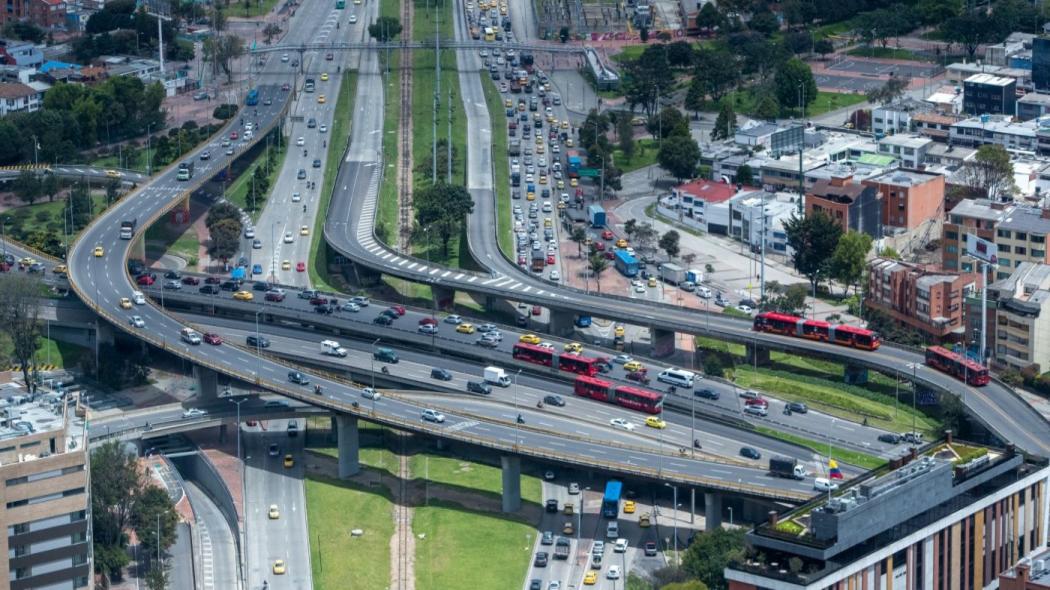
[556,179,564,189]
[456,323,476,334]
[318,94,326,104]
[615,238,628,248]
[300,225,310,236]
[526,191,536,201]
[19,256,34,267]
[557,201,567,210]
[119,297,132,309]
[547,114,556,123]
[535,136,544,146]
[536,144,545,154]
[648,276,657,288]
[272,560,286,575]
[321,72,329,81]
[623,360,644,373]
[570,178,578,187]
[543,218,552,228]
[614,325,625,338]
[52,264,67,275]
[93,246,105,257]
[268,504,280,519]
[233,290,254,301]
[282,260,292,270]
[519,333,542,345]
[645,416,667,429]
[623,500,636,514]
[105,169,122,178]
[583,571,597,585]
[563,342,583,354]
[283,454,295,468]
[539,174,548,185]
[560,120,569,129]
[565,138,574,147]
[505,98,513,108]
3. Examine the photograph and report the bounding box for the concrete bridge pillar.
[130,237,147,261]
[346,261,382,288]
[336,413,360,478]
[500,455,522,513]
[548,309,576,337]
[432,284,455,311]
[844,365,869,385]
[704,492,722,530]
[745,343,771,367]
[651,326,676,358]
[193,365,219,402]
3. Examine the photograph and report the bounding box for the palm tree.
[588,254,609,293]
[570,226,587,258]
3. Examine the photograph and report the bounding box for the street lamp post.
[370,338,381,392]
[665,482,679,567]
[228,396,246,459]
[907,362,922,434]
[254,309,264,355]
[513,369,522,443]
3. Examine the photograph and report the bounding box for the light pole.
[906,362,921,434]
[664,482,679,567]
[254,309,264,355]
[513,369,522,443]
[270,221,280,282]
[228,396,246,459]
[370,338,381,392]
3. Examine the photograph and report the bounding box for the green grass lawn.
[306,475,394,590]
[481,76,513,259]
[414,501,535,590]
[846,46,925,61]
[90,148,146,172]
[6,195,107,238]
[613,138,659,174]
[0,335,89,369]
[224,141,287,223]
[144,221,200,267]
[376,0,401,247]
[724,89,867,119]
[310,72,357,293]
[232,0,280,18]
[754,426,886,470]
[408,453,543,505]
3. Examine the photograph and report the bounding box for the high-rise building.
[0,393,90,589]
[865,257,978,341]
[963,74,1017,116]
[1032,36,1050,92]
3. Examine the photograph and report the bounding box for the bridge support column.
[704,492,722,530]
[432,284,455,311]
[130,237,146,261]
[651,326,676,358]
[193,365,219,402]
[500,455,521,513]
[745,343,771,367]
[548,309,575,337]
[844,365,869,385]
[336,414,360,478]
[346,261,382,288]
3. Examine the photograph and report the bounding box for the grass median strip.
[480,76,512,258]
[307,475,394,590]
[408,452,542,505]
[753,426,886,471]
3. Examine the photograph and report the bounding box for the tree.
[879,244,901,260]
[624,218,637,239]
[414,182,474,257]
[647,106,690,139]
[917,0,961,25]
[369,16,402,42]
[753,92,780,119]
[262,22,281,44]
[685,75,706,117]
[106,178,121,205]
[734,164,754,186]
[691,48,739,103]
[748,10,779,35]
[783,211,843,293]
[958,144,1016,201]
[785,30,813,55]
[617,115,634,161]
[145,564,171,590]
[41,173,59,202]
[206,202,241,229]
[66,181,93,230]
[634,222,659,257]
[774,58,817,114]
[202,34,244,83]
[588,254,609,291]
[783,0,816,26]
[814,38,835,60]
[13,169,41,204]
[830,231,873,294]
[245,163,271,212]
[0,273,42,389]
[759,281,809,314]
[681,527,748,590]
[866,75,911,105]
[657,136,701,182]
[663,582,710,590]
[666,41,696,67]
[209,217,242,261]
[213,103,238,120]
[696,2,723,31]
[659,229,681,259]
[571,226,588,257]
[711,101,736,141]
[941,13,993,59]
[92,441,141,582]
[132,485,179,560]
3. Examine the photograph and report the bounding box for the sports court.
[813,74,887,93]
[827,57,942,79]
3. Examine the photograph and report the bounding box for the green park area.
[481,77,513,258]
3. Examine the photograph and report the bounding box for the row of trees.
[206,202,244,262]
[783,211,874,297]
[74,0,194,62]
[414,182,474,257]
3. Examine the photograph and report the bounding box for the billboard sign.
[966,234,998,265]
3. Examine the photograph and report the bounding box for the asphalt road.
[184,481,239,590]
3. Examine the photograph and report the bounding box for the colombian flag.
[828,459,843,480]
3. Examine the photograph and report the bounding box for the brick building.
[941,199,1014,272]
[866,257,978,341]
[863,169,945,231]
[805,172,881,238]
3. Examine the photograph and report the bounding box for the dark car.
[530,580,542,590]
[253,282,270,291]
[740,447,761,460]
[246,335,270,348]
[312,159,322,168]
[373,315,393,325]
[164,270,181,279]
[380,309,399,319]
[543,394,565,407]
[199,285,219,294]
[315,305,333,315]
[545,499,558,513]
[181,276,200,286]
[626,371,650,384]
[265,291,285,302]
[467,381,492,395]
[288,371,310,385]
[695,388,720,400]
[533,552,548,567]
[309,296,330,306]
[786,402,808,414]
[431,367,453,381]
[878,433,901,444]
[220,280,240,291]
[204,276,222,284]
[203,333,223,345]
[541,531,554,545]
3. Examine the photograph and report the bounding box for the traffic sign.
[578,168,600,178]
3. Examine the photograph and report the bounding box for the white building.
[877,134,933,168]
[0,82,42,116]
[949,115,1039,153]
[729,191,797,256]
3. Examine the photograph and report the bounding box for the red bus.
[558,353,601,376]
[925,346,990,386]
[573,376,664,414]
[512,342,554,367]
[753,312,880,350]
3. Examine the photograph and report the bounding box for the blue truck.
[588,204,606,228]
[614,250,639,277]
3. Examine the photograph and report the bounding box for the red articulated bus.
[558,353,601,376]
[512,342,554,367]
[573,375,664,414]
[752,312,881,350]
[925,346,990,386]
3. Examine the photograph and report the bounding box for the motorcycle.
[303,149,308,157]
[536,401,544,409]
[693,439,701,449]
[381,366,390,375]
[516,414,525,424]
[314,384,323,395]
[303,204,307,212]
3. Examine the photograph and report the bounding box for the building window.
[1015,246,1027,255]
[1016,232,1028,241]
[998,229,1011,238]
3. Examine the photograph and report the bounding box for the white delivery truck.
[320,339,348,357]
[484,366,512,387]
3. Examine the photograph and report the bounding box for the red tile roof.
[674,179,756,204]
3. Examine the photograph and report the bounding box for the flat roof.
[999,206,1050,234]
[878,134,932,149]
[965,73,1015,87]
[868,169,940,186]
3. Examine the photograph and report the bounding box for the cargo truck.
[530,250,545,272]
[566,150,582,177]
[509,140,521,156]
[119,219,137,240]
[685,269,705,284]
[658,262,686,285]
[176,161,194,181]
[588,204,606,228]
[554,537,570,559]
[769,456,807,480]
[484,366,512,387]
[614,250,639,277]
[320,339,348,357]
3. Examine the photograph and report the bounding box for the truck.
[685,269,705,284]
[614,250,639,277]
[119,219,137,240]
[320,339,348,357]
[176,161,194,181]
[658,262,686,285]
[484,366,512,387]
[566,150,582,177]
[530,250,545,272]
[769,456,807,480]
[588,204,606,228]
[511,171,521,187]
[554,537,570,559]
[509,140,521,156]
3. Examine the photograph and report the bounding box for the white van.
[657,368,695,389]
[696,286,712,298]
[813,477,839,492]
[606,521,619,539]
[132,291,146,305]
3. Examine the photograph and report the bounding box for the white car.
[610,418,635,431]
[361,387,381,400]
[292,192,302,202]
[612,354,633,364]
[736,304,754,315]
[283,232,294,243]
[814,477,840,492]
[422,409,445,423]
[319,124,328,133]
[132,291,146,304]
[549,270,560,281]
[614,538,628,553]
[418,324,438,335]
[537,342,554,350]
[348,13,358,22]
[296,136,305,146]
[444,314,463,324]
[341,302,361,312]
[633,284,646,294]
[129,315,145,328]
[182,408,207,418]
[606,565,621,580]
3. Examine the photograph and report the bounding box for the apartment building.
[0,394,90,589]
[730,192,795,255]
[989,262,1050,371]
[872,98,928,137]
[963,73,1017,116]
[0,81,41,116]
[913,112,963,142]
[994,206,1050,279]
[876,134,933,168]
[863,169,946,231]
[725,442,1049,590]
[805,171,881,237]
[950,115,1039,153]
[942,199,1014,271]
[1000,547,1050,588]
[866,257,977,340]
